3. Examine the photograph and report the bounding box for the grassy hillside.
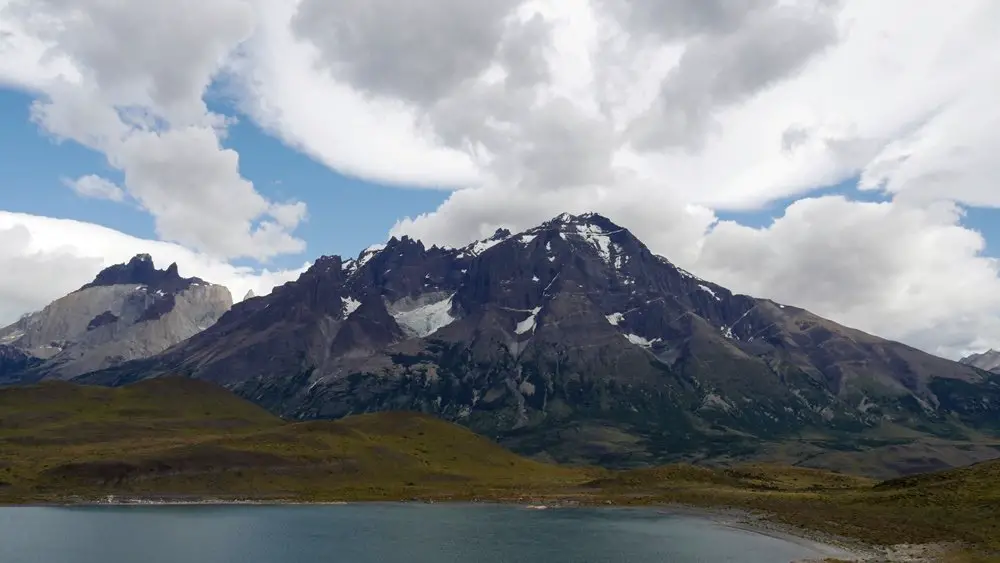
[585,461,1000,554]
[0,378,583,503]
[2,378,999,560]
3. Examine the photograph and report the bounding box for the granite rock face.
[0,255,232,381]
[76,215,1000,474]
[960,350,1000,373]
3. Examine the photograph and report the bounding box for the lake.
[0,504,847,562]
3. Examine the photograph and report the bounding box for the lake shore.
[3,495,954,562]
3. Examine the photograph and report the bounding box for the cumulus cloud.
[2,0,307,261]
[600,0,777,40]
[232,0,482,188]
[247,0,1000,210]
[0,211,307,327]
[627,2,840,150]
[3,0,1000,359]
[292,0,524,107]
[695,197,1000,359]
[61,175,125,202]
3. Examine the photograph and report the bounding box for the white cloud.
[627,2,840,151]
[292,0,524,107]
[0,0,79,91]
[61,175,125,202]
[2,0,1000,359]
[695,197,1000,360]
[2,0,308,261]
[236,0,1000,209]
[391,179,716,266]
[0,211,307,326]
[10,0,253,123]
[232,0,482,188]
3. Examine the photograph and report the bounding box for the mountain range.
[3,213,1000,476]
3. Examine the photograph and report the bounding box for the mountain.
[961,350,1000,373]
[77,214,1000,475]
[0,254,232,382]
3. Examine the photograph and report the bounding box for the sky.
[1,0,1000,360]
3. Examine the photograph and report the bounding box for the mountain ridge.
[960,349,1000,373]
[74,212,1000,476]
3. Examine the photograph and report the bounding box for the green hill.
[0,378,583,503]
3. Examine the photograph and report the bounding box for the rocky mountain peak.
[383,234,429,256]
[306,255,345,277]
[1,254,232,382]
[490,228,512,240]
[547,211,606,224]
[960,349,1000,372]
[508,212,649,274]
[79,254,204,294]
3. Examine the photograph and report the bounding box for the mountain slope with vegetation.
[0,378,581,503]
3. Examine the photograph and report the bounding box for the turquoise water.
[0,504,838,562]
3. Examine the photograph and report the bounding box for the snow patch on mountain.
[516,307,542,335]
[625,333,660,348]
[698,285,721,301]
[574,223,614,263]
[720,305,757,341]
[606,312,624,326]
[393,294,457,337]
[341,297,361,319]
[469,238,504,255]
[355,244,385,269]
